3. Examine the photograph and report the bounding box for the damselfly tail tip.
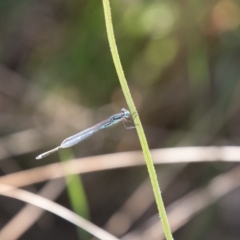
[36,152,47,160]
[35,146,61,160]
[35,155,43,160]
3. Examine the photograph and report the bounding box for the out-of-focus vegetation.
[1,0,240,239]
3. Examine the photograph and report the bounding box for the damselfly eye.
[121,108,131,118]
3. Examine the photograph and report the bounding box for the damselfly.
[36,108,134,159]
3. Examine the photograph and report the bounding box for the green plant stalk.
[59,149,90,240]
[101,0,173,239]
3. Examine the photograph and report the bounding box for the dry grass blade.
[0,179,66,240]
[0,184,119,240]
[100,165,186,238]
[1,146,240,188]
[122,164,240,240]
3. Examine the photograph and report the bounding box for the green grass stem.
[101,0,173,239]
[59,149,90,240]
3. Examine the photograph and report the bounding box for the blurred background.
[1,0,240,239]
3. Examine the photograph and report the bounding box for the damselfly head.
[121,108,131,118]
